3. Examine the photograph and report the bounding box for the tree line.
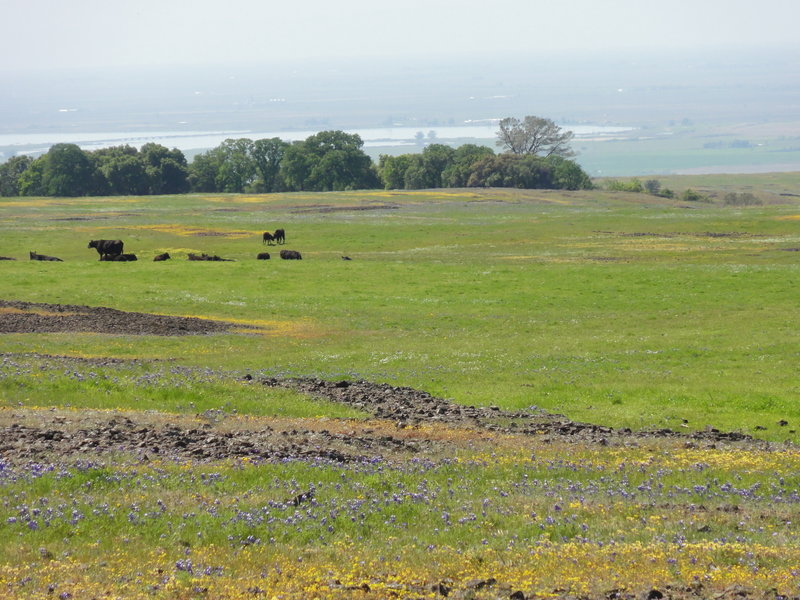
[0,116,593,197]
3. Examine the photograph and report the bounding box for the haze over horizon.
[4,0,799,71]
[3,0,800,175]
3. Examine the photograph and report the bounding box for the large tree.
[281,131,377,192]
[251,138,288,192]
[0,155,33,196]
[140,143,189,194]
[42,143,93,196]
[188,139,256,193]
[467,154,554,189]
[101,153,149,195]
[18,156,46,196]
[496,116,575,158]
[378,154,416,190]
[188,149,224,192]
[215,138,257,193]
[441,144,494,187]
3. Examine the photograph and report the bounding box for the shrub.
[606,179,644,193]
[723,192,762,206]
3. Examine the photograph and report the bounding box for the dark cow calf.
[257,252,271,260]
[262,232,275,245]
[153,252,171,261]
[100,253,137,261]
[88,239,123,259]
[29,251,63,262]
[273,228,286,244]
[279,249,302,260]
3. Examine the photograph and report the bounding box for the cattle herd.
[16,230,302,263]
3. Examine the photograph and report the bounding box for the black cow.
[274,228,286,244]
[153,252,171,262]
[188,253,234,262]
[262,232,275,245]
[279,249,302,260]
[88,239,123,260]
[100,253,137,261]
[29,251,63,262]
[257,252,271,260]
[0,256,16,261]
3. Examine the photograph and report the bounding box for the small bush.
[644,179,661,195]
[606,179,644,193]
[723,192,762,206]
[681,188,710,203]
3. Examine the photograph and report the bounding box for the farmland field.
[1,184,800,599]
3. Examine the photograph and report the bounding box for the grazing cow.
[100,253,137,261]
[341,256,352,261]
[29,251,63,262]
[257,252,271,260]
[273,228,286,244]
[262,232,275,245]
[279,249,302,260]
[0,256,16,261]
[153,252,171,261]
[88,239,123,260]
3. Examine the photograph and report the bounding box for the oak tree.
[496,116,575,158]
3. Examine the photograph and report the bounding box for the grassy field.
[2,184,800,598]
[2,187,800,438]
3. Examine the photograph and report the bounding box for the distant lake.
[0,124,634,156]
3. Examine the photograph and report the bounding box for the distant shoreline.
[675,163,800,175]
[0,124,634,157]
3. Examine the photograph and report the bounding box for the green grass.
[2,187,800,439]
[3,185,800,596]
[0,357,367,419]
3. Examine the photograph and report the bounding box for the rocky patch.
[261,377,759,445]
[0,299,256,335]
[0,410,434,464]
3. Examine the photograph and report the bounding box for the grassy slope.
[1,186,800,438]
[3,184,800,598]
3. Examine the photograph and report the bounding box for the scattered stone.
[466,578,496,590]
[432,583,451,597]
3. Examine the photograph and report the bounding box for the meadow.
[1,183,800,598]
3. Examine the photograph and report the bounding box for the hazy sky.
[4,0,800,70]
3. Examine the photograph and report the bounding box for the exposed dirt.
[0,299,256,335]
[291,203,400,214]
[596,230,759,239]
[0,409,434,464]
[0,351,765,466]
[262,376,758,446]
